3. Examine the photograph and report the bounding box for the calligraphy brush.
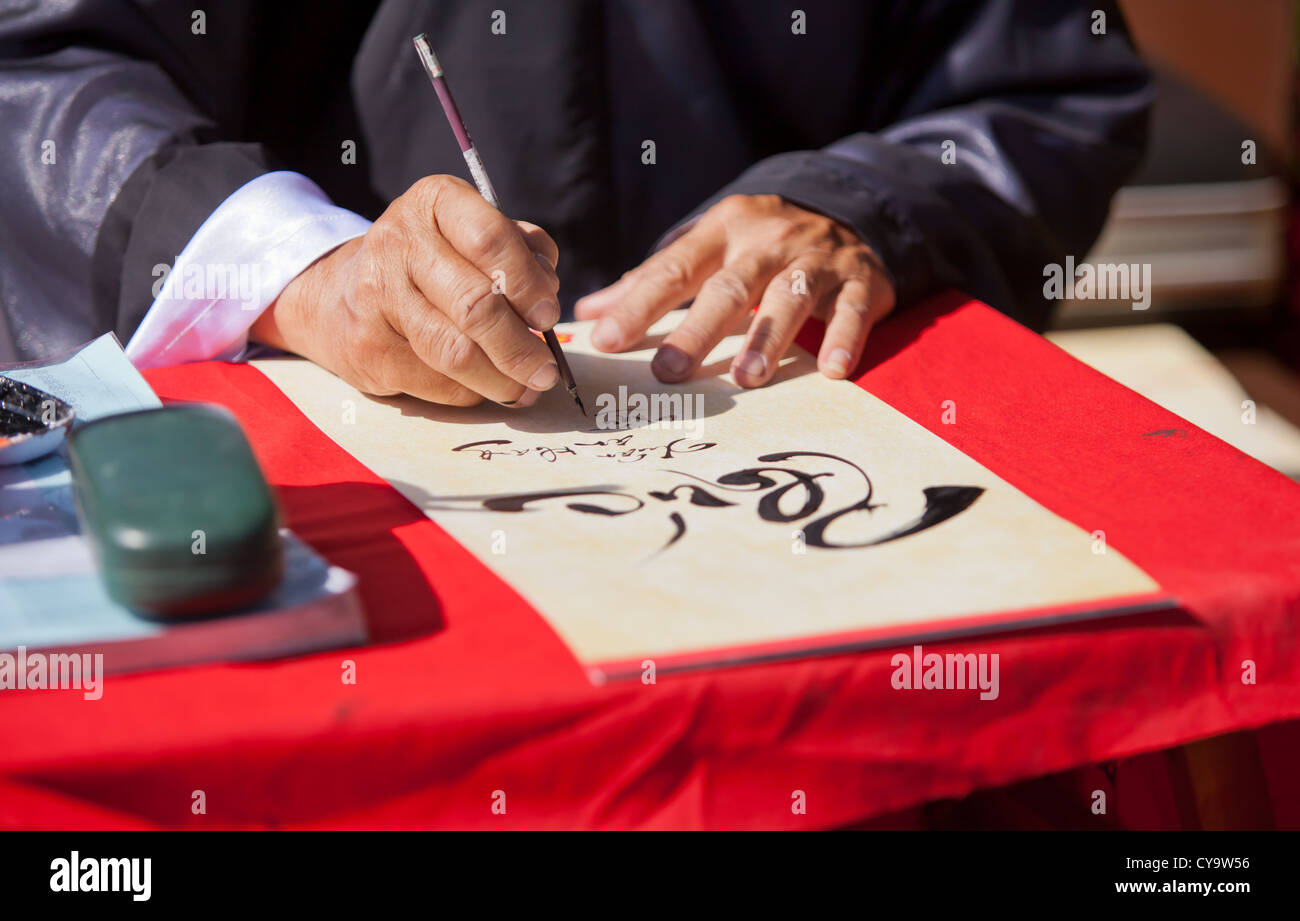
[412,33,586,416]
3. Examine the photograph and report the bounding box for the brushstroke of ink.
[429,449,984,556]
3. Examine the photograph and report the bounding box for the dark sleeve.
[686,0,1152,331]
[0,0,271,359]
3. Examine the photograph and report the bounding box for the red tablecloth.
[4,293,1300,829]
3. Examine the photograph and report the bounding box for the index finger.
[588,222,724,352]
[409,233,559,393]
[424,177,563,331]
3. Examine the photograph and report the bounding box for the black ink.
[800,485,984,549]
[482,488,644,516]
[660,512,687,552]
[729,468,832,523]
[434,447,984,557]
[453,434,715,463]
[647,484,736,507]
[452,439,528,460]
[454,440,513,451]
[570,434,635,448]
[0,376,73,437]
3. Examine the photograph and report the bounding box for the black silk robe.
[0,0,1150,360]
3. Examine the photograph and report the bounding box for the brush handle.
[413,33,583,410]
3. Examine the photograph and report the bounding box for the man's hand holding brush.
[251,173,562,409]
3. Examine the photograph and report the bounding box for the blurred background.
[1049,0,1300,477]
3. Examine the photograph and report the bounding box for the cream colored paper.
[254,316,1161,671]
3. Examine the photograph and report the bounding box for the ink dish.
[0,375,75,465]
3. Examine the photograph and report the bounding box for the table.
[4,292,1299,829]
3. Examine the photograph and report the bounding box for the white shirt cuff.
[125,170,372,368]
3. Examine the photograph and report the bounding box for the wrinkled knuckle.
[451,283,497,333]
[796,258,832,289]
[367,216,412,256]
[498,338,544,379]
[842,292,873,318]
[435,329,477,376]
[767,218,803,247]
[413,173,454,200]
[461,221,510,265]
[714,194,750,219]
[350,321,391,360]
[411,174,440,194]
[348,269,382,308]
[702,270,751,307]
[651,254,693,291]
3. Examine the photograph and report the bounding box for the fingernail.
[824,348,853,377]
[529,362,560,391]
[534,251,559,285]
[652,345,690,380]
[732,350,768,384]
[526,299,559,330]
[591,318,622,350]
[502,387,541,409]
